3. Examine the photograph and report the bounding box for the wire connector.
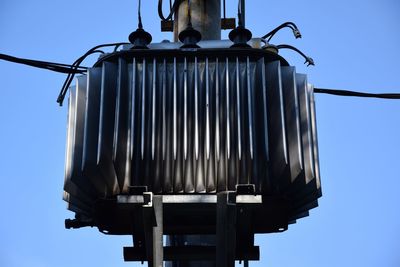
[305,57,314,66]
[276,44,315,67]
[262,22,302,42]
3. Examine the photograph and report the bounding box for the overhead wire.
[0,53,87,74]
[3,51,400,105]
[314,88,400,99]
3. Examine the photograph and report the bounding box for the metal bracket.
[221,18,236,30]
[124,192,163,267]
[123,186,262,266]
[161,20,174,32]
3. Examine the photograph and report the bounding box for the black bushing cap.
[229,26,252,48]
[129,28,152,49]
[178,25,202,48]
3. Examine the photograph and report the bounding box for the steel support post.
[152,195,164,267]
[142,193,163,267]
[216,191,237,267]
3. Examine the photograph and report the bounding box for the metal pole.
[173,0,221,41]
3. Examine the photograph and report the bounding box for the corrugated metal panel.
[281,66,303,188]
[63,77,96,211]
[63,55,321,218]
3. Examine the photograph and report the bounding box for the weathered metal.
[63,1,321,266]
[174,0,221,41]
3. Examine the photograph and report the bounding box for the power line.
[314,88,400,99]
[2,52,400,103]
[0,53,87,74]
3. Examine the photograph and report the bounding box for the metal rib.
[281,66,302,184]
[81,67,105,195]
[194,57,199,160]
[261,58,269,160]
[65,82,96,205]
[265,61,288,189]
[64,86,75,183]
[309,83,321,188]
[130,58,136,160]
[97,61,119,194]
[205,57,210,159]
[236,57,242,160]
[278,67,288,164]
[113,58,131,193]
[183,57,188,160]
[173,57,177,160]
[246,57,254,159]
[300,77,315,182]
[215,58,220,161]
[141,58,146,159]
[226,57,230,159]
[152,58,156,160]
[162,58,167,161]
[124,62,133,193]
[294,74,303,170]
[112,75,120,162]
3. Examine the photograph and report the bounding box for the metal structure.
[63,0,321,266]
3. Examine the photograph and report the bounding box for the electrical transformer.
[63,0,321,266]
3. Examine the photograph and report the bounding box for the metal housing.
[63,44,321,265]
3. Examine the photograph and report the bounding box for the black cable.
[138,0,143,29]
[314,88,400,99]
[262,22,301,42]
[223,0,226,19]
[57,42,127,106]
[276,44,314,66]
[0,53,87,74]
[187,0,192,26]
[237,0,243,27]
[158,0,184,21]
[57,50,104,106]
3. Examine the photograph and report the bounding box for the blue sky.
[0,0,399,266]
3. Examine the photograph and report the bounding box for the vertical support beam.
[236,207,254,258]
[216,191,237,267]
[143,193,155,266]
[142,193,164,267]
[153,195,164,267]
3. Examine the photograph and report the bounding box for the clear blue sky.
[0,1,399,266]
